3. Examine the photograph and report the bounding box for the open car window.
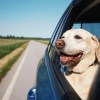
[72,23,100,39]
[46,0,100,100]
[55,0,100,78]
[51,1,100,99]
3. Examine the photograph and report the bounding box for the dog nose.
[55,39,65,49]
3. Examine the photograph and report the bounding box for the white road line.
[2,43,30,100]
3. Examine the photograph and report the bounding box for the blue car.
[28,0,100,100]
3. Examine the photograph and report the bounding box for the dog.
[55,29,100,100]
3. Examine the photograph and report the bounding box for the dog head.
[55,29,100,73]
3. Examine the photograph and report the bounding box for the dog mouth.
[60,51,83,65]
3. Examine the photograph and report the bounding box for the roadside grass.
[0,41,27,59]
[0,39,27,46]
[35,40,49,45]
[0,43,28,82]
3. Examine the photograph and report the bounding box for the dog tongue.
[60,54,82,64]
[60,56,73,63]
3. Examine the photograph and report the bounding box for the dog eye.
[74,35,82,39]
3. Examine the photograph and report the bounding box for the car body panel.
[36,58,55,100]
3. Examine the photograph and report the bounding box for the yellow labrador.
[55,29,100,100]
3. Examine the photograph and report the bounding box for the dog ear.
[91,35,100,62]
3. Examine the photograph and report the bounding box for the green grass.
[0,44,27,82]
[35,40,49,45]
[0,42,27,59]
[32,38,50,45]
[0,39,28,46]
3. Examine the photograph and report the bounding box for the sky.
[0,0,72,38]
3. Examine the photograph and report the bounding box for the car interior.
[73,1,100,39]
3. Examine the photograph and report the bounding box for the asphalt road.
[0,41,47,100]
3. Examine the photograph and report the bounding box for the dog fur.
[56,29,100,100]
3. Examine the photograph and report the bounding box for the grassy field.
[0,39,27,46]
[0,39,29,82]
[31,37,50,45]
[35,40,49,45]
[0,39,28,59]
[0,41,27,59]
[0,42,28,82]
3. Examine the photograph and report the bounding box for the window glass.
[82,23,100,39]
[72,23,81,29]
[72,23,100,40]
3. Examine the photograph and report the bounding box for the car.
[27,0,100,100]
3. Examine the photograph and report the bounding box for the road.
[0,41,47,100]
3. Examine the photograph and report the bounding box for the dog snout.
[55,39,65,49]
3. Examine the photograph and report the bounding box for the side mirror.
[27,87,36,100]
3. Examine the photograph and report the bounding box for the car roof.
[70,0,100,23]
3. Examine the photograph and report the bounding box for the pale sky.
[0,0,72,38]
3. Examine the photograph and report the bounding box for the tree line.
[0,35,24,39]
[0,35,50,40]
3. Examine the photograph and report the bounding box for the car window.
[72,23,100,39]
[82,23,100,39]
[50,1,100,99]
